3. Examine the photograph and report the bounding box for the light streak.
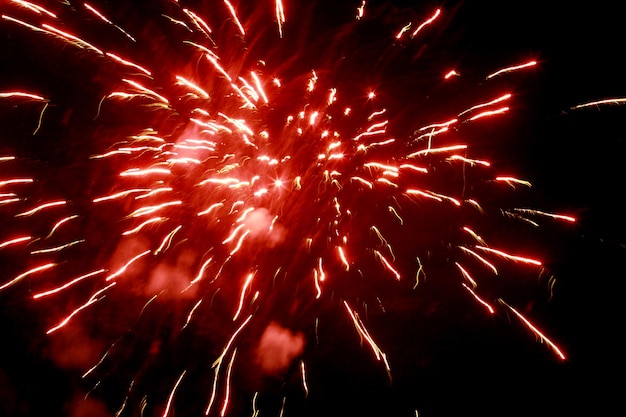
[10,0,57,18]
[32,269,106,299]
[467,106,509,121]
[0,91,47,101]
[486,60,537,79]
[462,283,494,314]
[0,178,33,187]
[458,93,512,117]
[163,371,186,417]
[105,250,151,281]
[233,272,254,321]
[154,225,182,255]
[122,217,166,235]
[220,350,237,417]
[106,52,151,76]
[571,97,626,109]
[0,262,56,291]
[476,245,542,266]
[223,0,245,36]
[496,176,532,187]
[511,209,576,223]
[411,8,441,37]
[500,300,566,360]
[344,301,391,376]
[0,236,32,250]
[374,250,401,280]
[42,23,104,55]
[275,0,285,37]
[46,282,116,334]
[15,200,67,217]
[44,215,79,239]
[30,239,84,254]
[300,360,309,397]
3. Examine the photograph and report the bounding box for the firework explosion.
[2,0,622,416]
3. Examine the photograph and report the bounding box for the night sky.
[1,1,625,416]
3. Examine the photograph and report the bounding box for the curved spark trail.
[0,1,581,415]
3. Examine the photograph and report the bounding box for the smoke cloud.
[255,322,305,376]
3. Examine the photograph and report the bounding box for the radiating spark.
[46,282,116,334]
[154,225,182,255]
[183,299,203,329]
[0,262,56,291]
[447,155,491,166]
[0,91,47,101]
[496,176,532,187]
[275,0,285,37]
[121,79,169,104]
[459,246,497,275]
[33,269,106,299]
[30,239,84,254]
[396,22,412,39]
[106,52,151,76]
[467,106,509,121]
[356,1,366,20]
[176,75,210,99]
[206,317,251,416]
[0,197,21,206]
[1,14,46,33]
[44,215,79,239]
[571,97,626,110]
[93,188,149,203]
[511,209,576,223]
[444,69,459,79]
[15,200,67,217]
[500,300,566,360]
[0,236,32,250]
[135,187,173,200]
[414,257,426,288]
[10,0,57,18]
[486,60,537,79]
[32,101,48,135]
[42,23,104,54]
[300,360,309,397]
[462,283,495,314]
[405,188,442,202]
[455,262,477,288]
[122,217,166,235]
[219,349,238,416]
[182,8,213,37]
[458,93,512,117]
[411,8,441,37]
[0,178,33,187]
[343,301,391,377]
[250,71,269,103]
[374,250,401,280]
[83,4,134,42]
[128,201,182,217]
[233,272,254,321]
[114,379,136,417]
[337,246,350,271]
[223,0,245,36]
[105,250,151,281]
[162,371,186,417]
[408,144,467,158]
[476,245,542,266]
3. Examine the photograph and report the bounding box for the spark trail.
[0,1,577,415]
